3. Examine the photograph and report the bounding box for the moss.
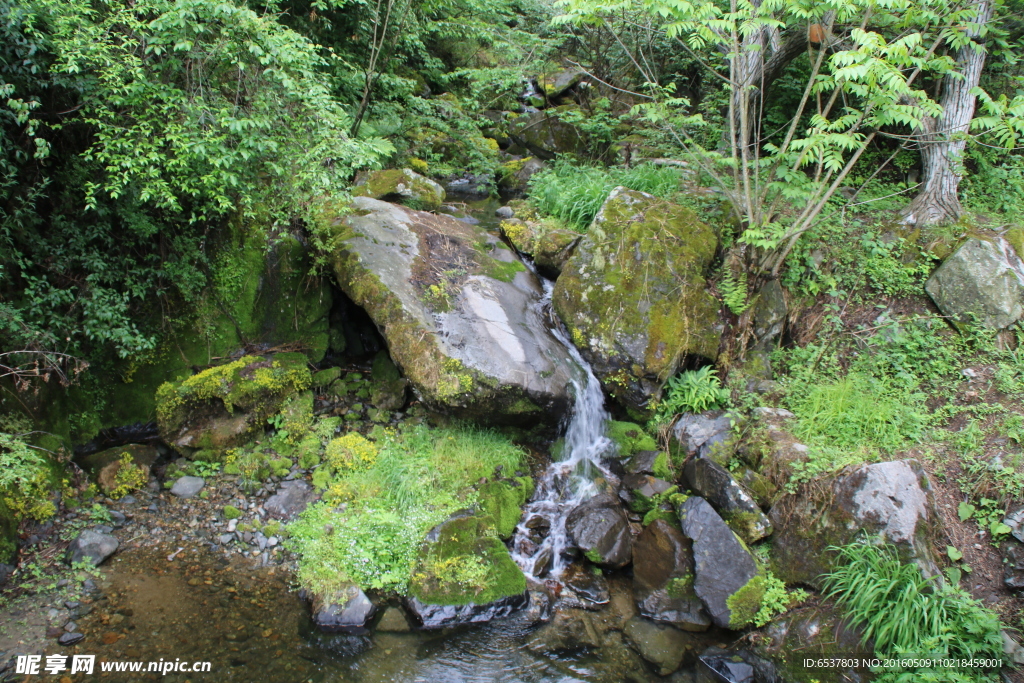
[607,420,657,456]
[312,367,342,387]
[585,547,604,564]
[1006,227,1024,261]
[478,478,532,539]
[724,510,767,544]
[371,351,401,383]
[223,505,243,520]
[665,573,694,598]
[481,256,527,283]
[642,507,679,527]
[409,515,526,606]
[726,573,767,629]
[353,169,444,212]
[652,451,672,479]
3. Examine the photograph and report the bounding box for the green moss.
[652,451,672,479]
[478,478,532,539]
[371,351,401,383]
[1006,227,1024,261]
[726,573,767,629]
[223,505,243,520]
[0,498,18,564]
[665,573,694,598]
[312,367,342,387]
[607,420,657,456]
[482,256,527,283]
[585,547,604,564]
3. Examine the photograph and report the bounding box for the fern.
[654,366,730,423]
[719,270,750,315]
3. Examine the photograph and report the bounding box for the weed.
[752,571,808,627]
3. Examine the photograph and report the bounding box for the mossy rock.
[312,367,342,387]
[499,218,580,276]
[478,477,534,539]
[507,107,588,160]
[553,187,721,416]
[81,444,158,496]
[607,421,657,456]
[408,514,527,607]
[353,169,446,212]
[156,353,311,459]
[0,498,18,565]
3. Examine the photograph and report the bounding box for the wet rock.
[553,188,721,416]
[565,494,632,568]
[696,650,775,683]
[353,168,445,212]
[67,529,119,567]
[671,411,733,462]
[527,608,602,651]
[683,457,772,544]
[81,444,159,496]
[678,497,762,630]
[770,459,940,587]
[633,520,710,631]
[925,236,1024,329]
[58,632,85,646]
[326,197,580,425]
[406,592,529,629]
[750,280,787,349]
[264,480,316,521]
[562,562,610,607]
[170,476,205,498]
[375,606,411,632]
[624,450,665,476]
[1002,541,1024,591]
[310,584,377,634]
[624,617,699,675]
[753,605,869,683]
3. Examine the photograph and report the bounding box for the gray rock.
[310,584,377,634]
[58,633,85,646]
[64,621,78,633]
[329,197,581,425]
[526,608,602,651]
[1002,541,1024,591]
[170,476,205,498]
[108,510,126,527]
[925,236,1024,329]
[750,280,787,348]
[678,497,761,630]
[623,617,700,675]
[405,592,529,628]
[1004,506,1024,543]
[1003,631,1024,665]
[754,606,869,683]
[508,109,587,160]
[672,411,733,460]
[625,450,663,476]
[536,69,585,99]
[495,206,515,219]
[565,494,632,568]
[683,457,772,544]
[770,459,940,587]
[218,533,234,546]
[353,168,445,211]
[633,520,710,631]
[66,530,119,567]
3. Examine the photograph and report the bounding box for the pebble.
[64,601,79,610]
[48,608,59,620]
[268,536,278,547]
[121,495,137,505]
[58,633,85,646]
[227,519,237,532]
[219,534,235,545]
[64,621,78,633]
[257,534,267,551]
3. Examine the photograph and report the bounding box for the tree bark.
[902,0,992,226]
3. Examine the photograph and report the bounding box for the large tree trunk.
[902,0,992,226]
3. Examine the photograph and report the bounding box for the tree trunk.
[902,0,992,226]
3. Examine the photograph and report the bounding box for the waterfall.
[510,273,613,580]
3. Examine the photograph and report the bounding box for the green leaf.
[946,545,963,562]
[990,522,1012,537]
[958,501,976,522]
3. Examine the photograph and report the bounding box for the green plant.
[110,453,147,499]
[654,366,730,424]
[958,499,1013,540]
[0,431,55,522]
[719,270,750,315]
[187,460,222,479]
[752,571,808,627]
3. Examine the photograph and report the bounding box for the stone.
[310,584,377,634]
[683,457,772,544]
[770,459,940,587]
[66,529,119,567]
[750,279,787,349]
[170,476,205,499]
[553,187,721,416]
[499,157,548,194]
[1002,541,1024,591]
[323,196,580,425]
[495,206,515,219]
[375,606,411,632]
[754,606,870,683]
[565,494,632,568]
[405,592,529,629]
[218,534,234,545]
[508,107,587,160]
[696,650,776,683]
[632,519,710,631]
[1004,506,1024,543]
[624,450,664,476]
[1003,631,1024,666]
[623,617,700,675]
[499,217,580,276]
[353,168,445,212]
[677,497,762,630]
[58,632,85,646]
[925,236,1024,329]
[264,480,316,521]
[81,444,158,496]
[670,411,734,464]
[562,562,610,607]
[536,69,585,99]
[526,608,603,651]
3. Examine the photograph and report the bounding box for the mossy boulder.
[156,353,311,459]
[769,459,941,588]
[499,218,580,276]
[497,157,546,193]
[607,420,657,457]
[508,107,588,160]
[753,604,871,683]
[633,519,710,631]
[683,456,772,544]
[925,236,1024,329]
[406,514,528,627]
[553,187,721,416]
[353,168,445,212]
[322,197,580,425]
[81,444,158,496]
[478,477,534,539]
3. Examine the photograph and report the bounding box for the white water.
[510,274,614,580]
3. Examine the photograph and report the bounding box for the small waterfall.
[511,273,613,580]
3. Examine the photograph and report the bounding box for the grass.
[288,424,527,595]
[526,161,683,230]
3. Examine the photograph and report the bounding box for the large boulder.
[565,494,633,569]
[678,496,763,630]
[925,236,1024,329]
[406,514,528,627]
[323,197,580,425]
[155,352,311,459]
[632,519,710,631]
[353,168,445,212]
[536,69,585,100]
[553,188,721,416]
[770,459,940,587]
[508,107,587,159]
[683,456,772,544]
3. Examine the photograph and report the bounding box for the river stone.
[264,480,316,520]
[58,632,85,646]
[499,218,580,276]
[170,476,205,499]
[310,584,377,634]
[565,494,632,568]
[353,168,445,212]
[670,411,734,464]
[623,617,700,675]
[323,197,579,425]
[683,457,772,544]
[925,236,1024,329]
[499,157,549,194]
[508,106,587,160]
[633,520,710,631]
[769,459,940,587]
[406,592,529,629]
[526,608,603,651]
[67,530,119,567]
[553,188,721,417]
[678,497,762,630]
[561,562,610,607]
[82,444,159,495]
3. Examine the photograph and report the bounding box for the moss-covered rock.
[81,444,158,496]
[754,604,871,683]
[925,236,1024,329]
[478,477,534,539]
[353,168,446,212]
[607,421,657,456]
[508,107,588,160]
[553,187,721,416]
[321,197,580,425]
[156,353,311,459]
[499,218,580,276]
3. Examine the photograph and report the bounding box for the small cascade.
[511,273,614,580]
